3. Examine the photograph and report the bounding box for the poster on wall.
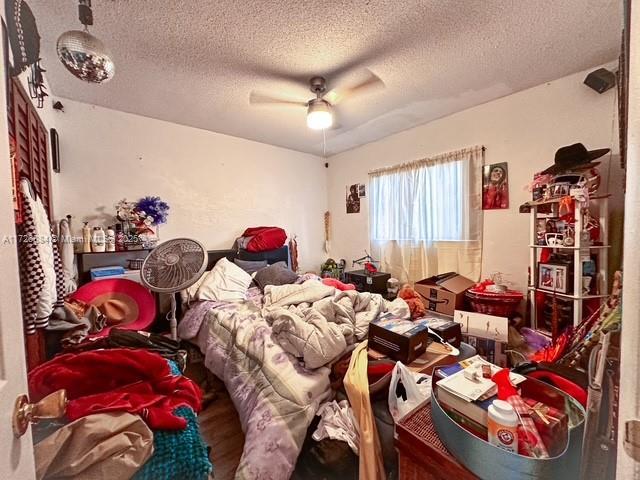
[482,162,509,210]
[346,184,360,213]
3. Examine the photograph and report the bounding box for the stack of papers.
[437,355,525,402]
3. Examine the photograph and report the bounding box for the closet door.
[8,77,52,369]
[9,77,51,216]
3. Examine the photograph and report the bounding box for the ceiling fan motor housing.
[309,76,327,95]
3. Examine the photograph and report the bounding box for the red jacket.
[29,348,202,430]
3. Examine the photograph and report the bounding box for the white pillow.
[195,257,252,301]
[179,271,208,305]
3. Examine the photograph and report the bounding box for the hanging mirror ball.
[56,30,115,83]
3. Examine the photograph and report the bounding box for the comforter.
[177,291,332,480]
[262,280,410,369]
[178,284,409,480]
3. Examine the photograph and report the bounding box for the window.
[370,157,467,242]
[368,147,483,282]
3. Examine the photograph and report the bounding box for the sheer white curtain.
[369,146,483,283]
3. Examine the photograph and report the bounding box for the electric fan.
[140,238,208,340]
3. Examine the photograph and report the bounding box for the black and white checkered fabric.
[52,230,65,309]
[17,194,45,335]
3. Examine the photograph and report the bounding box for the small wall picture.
[346,184,360,214]
[482,162,509,210]
[358,184,366,198]
[538,263,569,294]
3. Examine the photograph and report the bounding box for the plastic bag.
[388,361,432,423]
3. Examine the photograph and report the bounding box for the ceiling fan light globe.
[306,99,333,130]
[307,110,333,130]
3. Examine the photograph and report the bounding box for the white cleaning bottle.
[487,399,519,454]
[91,226,106,253]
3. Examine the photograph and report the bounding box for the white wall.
[51,99,327,272]
[326,65,622,291]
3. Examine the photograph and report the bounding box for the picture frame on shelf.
[538,263,569,294]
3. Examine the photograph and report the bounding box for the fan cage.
[140,238,208,293]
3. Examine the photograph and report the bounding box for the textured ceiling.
[30,0,621,156]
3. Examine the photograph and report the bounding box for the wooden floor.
[198,378,245,480]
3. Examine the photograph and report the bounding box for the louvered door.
[7,76,51,369]
[8,77,52,217]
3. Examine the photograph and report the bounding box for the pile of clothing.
[29,348,211,480]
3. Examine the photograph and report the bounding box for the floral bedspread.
[177,288,332,480]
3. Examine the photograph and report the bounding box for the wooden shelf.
[76,249,152,285]
[75,248,152,256]
[527,286,608,301]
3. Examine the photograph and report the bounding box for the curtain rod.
[368,145,485,176]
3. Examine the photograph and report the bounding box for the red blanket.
[28,348,202,430]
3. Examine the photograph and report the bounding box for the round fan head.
[141,238,207,293]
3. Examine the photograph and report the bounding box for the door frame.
[617,0,640,478]
[0,5,36,480]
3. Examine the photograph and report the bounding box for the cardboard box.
[422,315,463,348]
[368,313,432,363]
[414,272,476,316]
[453,310,509,367]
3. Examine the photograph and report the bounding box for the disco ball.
[56,30,115,83]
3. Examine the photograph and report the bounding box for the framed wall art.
[482,162,509,209]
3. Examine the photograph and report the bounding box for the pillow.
[195,257,252,301]
[253,261,298,291]
[234,258,268,275]
[179,271,209,305]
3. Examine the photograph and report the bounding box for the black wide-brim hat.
[541,143,609,175]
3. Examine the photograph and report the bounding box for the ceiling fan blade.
[249,92,308,107]
[324,69,385,105]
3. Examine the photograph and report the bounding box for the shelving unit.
[75,249,152,285]
[527,195,609,329]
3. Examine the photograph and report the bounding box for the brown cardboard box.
[368,314,432,363]
[414,273,476,316]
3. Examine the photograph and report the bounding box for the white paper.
[453,310,509,343]
[437,355,525,402]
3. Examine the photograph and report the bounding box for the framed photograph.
[538,263,569,294]
[482,162,509,209]
[346,184,360,214]
[358,183,366,198]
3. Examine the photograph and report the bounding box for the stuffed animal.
[398,284,426,319]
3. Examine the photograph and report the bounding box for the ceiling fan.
[249,69,385,130]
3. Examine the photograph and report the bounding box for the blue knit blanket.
[134,362,213,480]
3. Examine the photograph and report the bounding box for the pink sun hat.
[69,279,157,337]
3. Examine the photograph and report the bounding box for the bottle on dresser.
[91,226,106,253]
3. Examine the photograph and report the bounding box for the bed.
[177,248,407,480]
